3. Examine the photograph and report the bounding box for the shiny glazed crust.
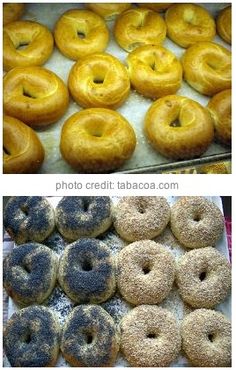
[54,9,109,60]
[86,3,132,20]
[165,4,216,48]
[182,41,231,96]
[68,53,130,109]
[207,89,231,145]
[127,44,182,99]
[144,95,214,159]
[3,21,54,71]
[114,8,166,52]
[60,108,136,173]
[3,66,69,127]
[217,6,231,44]
[138,3,172,12]
[3,115,44,174]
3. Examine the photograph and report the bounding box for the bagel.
[165,4,216,48]
[114,8,166,52]
[181,309,231,367]
[121,305,181,367]
[60,108,136,173]
[182,41,231,96]
[113,196,170,242]
[144,95,214,160]
[170,196,224,249]
[86,4,132,20]
[3,115,44,174]
[207,89,231,146]
[54,9,109,60]
[138,4,172,12]
[217,6,231,44]
[68,53,130,109]
[3,3,25,26]
[3,66,69,127]
[127,44,182,99]
[3,21,54,71]
[176,247,231,308]
[61,305,119,366]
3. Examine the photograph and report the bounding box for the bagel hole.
[20,205,29,216]
[150,62,156,71]
[93,78,104,84]
[147,332,157,339]
[23,88,36,99]
[77,31,86,39]
[3,146,11,155]
[208,333,215,343]
[23,333,31,344]
[81,259,93,272]
[193,214,201,222]
[142,264,151,275]
[23,263,31,274]
[82,329,94,345]
[199,271,206,281]
[16,42,29,50]
[82,199,90,212]
[170,119,181,127]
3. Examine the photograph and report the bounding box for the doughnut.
[61,305,119,366]
[127,44,182,99]
[182,41,231,96]
[217,6,231,44]
[170,197,224,249]
[55,196,112,241]
[68,53,130,109]
[118,240,175,305]
[114,8,166,52]
[138,4,172,12]
[3,115,44,174]
[3,3,25,26]
[4,196,55,244]
[114,196,170,241]
[58,238,116,304]
[207,89,231,146]
[181,309,231,366]
[86,4,132,20]
[54,9,109,60]
[176,247,231,308]
[144,95,214,160]
[3,66,69,128]
[3,243,58,306]
[4,305,60,367]
[165,4,216,48]
[3,21,54,71]
[121,305,181,366]
[60,108,136,173]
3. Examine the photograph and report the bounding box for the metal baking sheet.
[13,3,231,174]
[4,196,231,367]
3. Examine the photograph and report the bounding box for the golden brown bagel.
[68,53,130,109]
[165,4,216,48]
[3,66,69,128]
[54,9,109,60]
[217,6,231,44]
[86,4,132,20]
[127,44,182,99]
[3,115,44,174]
[138,3,172,12]
[3,3,25,26]
[207,89,231,146]
[60,108,136,173]
[114,8,166,52]
[3,21,54,71]
[144,95,214,159]
[182,41,231,96]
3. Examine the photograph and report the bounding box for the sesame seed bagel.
[58,238,116,304]
[3,21,54,71]
[113,196,170,242]
[181,309,231,367]
[3,243,58,306]
[4,305,61,367]
[55,196,112,241]
[4,196,55,244]
[176,247,231,308]
[121,305,181,366]
[114,8,166,52]
[61,305,119,366]
[170,197,224,248]
[118,240,175,305]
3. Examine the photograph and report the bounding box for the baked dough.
[3,3,25,25]
[217,6,231,44]
[86,4,132,20]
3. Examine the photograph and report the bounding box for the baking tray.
[3,196,231,367]
[13,3,231,174]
